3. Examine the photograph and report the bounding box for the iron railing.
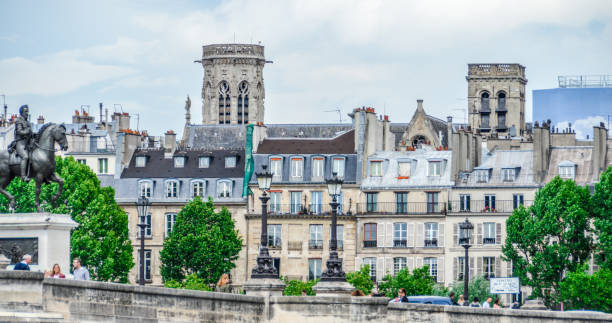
[257,203,353,215]
[356,202,446,215]
[309,240,323,249]
[363,240,377,248]
[449,200,533,213]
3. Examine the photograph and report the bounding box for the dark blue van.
[407,296,452,305]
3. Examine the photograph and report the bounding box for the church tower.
[199,44,266,125]
[467,64,527,137]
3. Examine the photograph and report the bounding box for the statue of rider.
[12,105,33,181]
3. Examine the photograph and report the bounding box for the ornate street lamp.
[320,172,345,281]
[251,165,278,278]
[136,195,151,286]
[459,217,474,302]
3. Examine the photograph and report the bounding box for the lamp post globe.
[251,165,278,279]
[459,217,474,302]
[321,172,346,281]
[136,195,151,286]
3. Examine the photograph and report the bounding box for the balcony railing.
[424,239,438,247]
[257,203,353,215]
[268,238,282,249]
[363,240,377,248]
[328,240,344,250]
[356,202,446,215]
[483,238,496,244]
[393,240,407,248]
[449,200,533,213]
[288,241,302,251]
[309,240,323,249]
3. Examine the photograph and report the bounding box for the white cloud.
[556,115,607,139]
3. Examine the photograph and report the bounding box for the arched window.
[481,92,490,111]
[191,180,206,198]
[165,179,179,198]
[217,179,233,198]
[218,81,230,124]
[412,135,427,148]
[138,179,153,198]
[497,92,506,110]
[237,82,249,124]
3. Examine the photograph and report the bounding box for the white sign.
[490,277,520,294]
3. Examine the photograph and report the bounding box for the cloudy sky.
[1,0,611,137]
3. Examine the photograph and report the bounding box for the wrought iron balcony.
[424,239,438,247]
[448,200,533,213]
[328,239,344,250]
[308,239,323,249]
[483,238,496,244]
[393,240,407,248]
[254,203,353,216]
[363,240,377,248]
[356,202,446,215]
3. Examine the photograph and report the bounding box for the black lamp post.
[459,217,474,303]
[320,172,345,281]
[251,165,278,278]
[136,196,151,286]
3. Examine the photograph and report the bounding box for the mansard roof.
[256,129,355,154]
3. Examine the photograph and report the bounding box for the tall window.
[198,156,210,168]
[165,213,176,238]
[513,194,524,209]
[268,224,282,248]
[191,180,205,198]
[330,224,344,249]
[425,222,438,247]
[497,92,506,110]
[77,159,86,165]
[457,257,465,280]
[364,223,377,248]
[396,192,408,213]
[270,157,283,182]
[424,257,438,282]
[393,257,407,275]
[337,192,344,214]
[398,161,411,178]
[225,156,237,168]
[498,113,506,128]
[309,224,323,249]
[290,191,302,214]
[483,257,495,279]
[237,81,249,124]
[290,158,303,179]
[363,258,377,281]
[484,194,496,211]
[270,192,281,213]
[311,191,322,214]
[139,180,152,198]
[218,81,230,124]
[138,213,152,238]
[482,114,490,127]
[98,158,108,174]
[332,157,345,178]
[476,170,489,182]
[428,161,441,176]
[559,165,575,179]
[426,192,439,213]
[166,180,178,198]
[393,222,407,248]
[460,194,471,212]
[309,259,322,281]
[311,157,324,181]
[483,222,496,244]
[366,192,378,212]
[370,161,382,176]
[140,250,151,281]
[217,180,232,198]
[135,156,147,167]
[481,92,490,111]
[503,168,515,182]
[173,157,185,168]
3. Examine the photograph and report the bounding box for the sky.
[1,0,612,138]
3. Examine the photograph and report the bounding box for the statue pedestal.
[0,213,77,274]
[521,298,548,310]
[243,278,285,297]
[313,280,354,297]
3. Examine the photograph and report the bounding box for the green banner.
[242,124,254,197]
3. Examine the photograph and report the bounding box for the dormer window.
[476,169,489,183]
[332,157,345,178]
[191,180,206,197]
[370,161,382,177]
[199,157,210,168]
[559,162,576,180]
[166,180,179,198]
[290,157,304,179]
[136,156,147,167]
[398,161,411,179]
[174,156,185,168]
[217,180,232,198]
[270,157,283,182]
[502,168,515,182]
[138,180,152,198]
[428,161,441,176]
[225,156,236,168]
[312,157,324,181]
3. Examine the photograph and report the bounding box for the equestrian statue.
[1,105,68,212]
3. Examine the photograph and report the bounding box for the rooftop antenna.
[324,108,343,123]
[113,104,123,113]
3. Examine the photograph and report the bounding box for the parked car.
[407,296,452,305]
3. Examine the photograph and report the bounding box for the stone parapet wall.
[1,270,611,323]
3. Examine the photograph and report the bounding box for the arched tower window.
[237,82,249,124]
[218,81,230,124]
[412,135,427,148]
[481,92,490,111]
[497,92,506,110]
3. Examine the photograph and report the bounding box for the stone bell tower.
[199,44,266,125]
[467,64,527,137]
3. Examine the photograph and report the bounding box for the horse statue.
[0,123,68,212]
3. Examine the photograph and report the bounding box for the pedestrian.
[511,301,521,309]
[215,273,231,293]
[470,296,481,307]
[493,298,501,309]
[301,289,307,296]
[482,297,492,308]
[72,258,90,281]
[449,291,458,305]
[458,294,467,306]
[13,254,31,271]
[390,288,409,303]
[351,289,365,297]
[45,264,66,278]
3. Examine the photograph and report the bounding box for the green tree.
[502,176,593,306]
[593,167,612,270]
[160,197,242,285]
[449,275,496,304]
[0,157,133,282]
[346,265,374,295]
[164,273,212,291]
[281,277,318,296]
[378,266,435,298]
[559,265,612,313]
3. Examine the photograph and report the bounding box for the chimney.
[37,115,45,125]
[99,103,103,124]
[164,130,177,156]
[119,113,130,131]
[416,99,424,112]
[592,124,609,181]
[446,116,453,149]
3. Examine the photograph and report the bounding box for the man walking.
[482,297,493,308]
[72,257,90,281]
[13,254,32,270]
